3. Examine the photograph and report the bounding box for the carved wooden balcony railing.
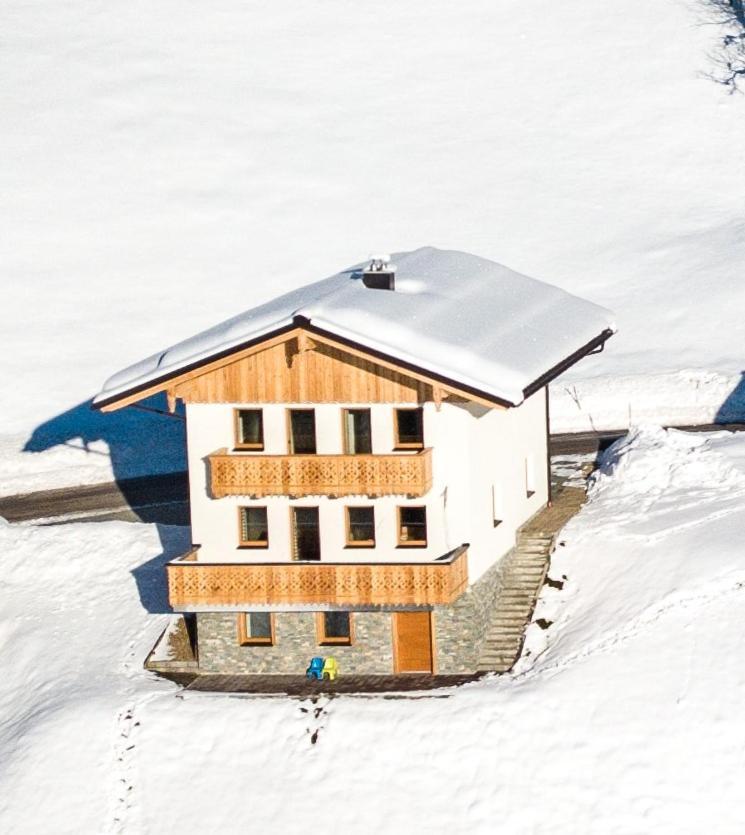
[208,448,433,498]
[167,545,468,608]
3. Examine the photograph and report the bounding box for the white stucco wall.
[185,392,548,583]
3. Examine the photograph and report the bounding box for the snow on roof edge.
[92,247,617,409]
[92,315,296,406]
[93,314,614,409]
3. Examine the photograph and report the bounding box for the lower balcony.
[208,448,433,498]
[167,545,468,609]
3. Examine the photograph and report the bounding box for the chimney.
[362,254,396,291]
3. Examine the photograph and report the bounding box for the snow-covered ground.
[2,426,745,833]
[2,1,745,493]
[3,2,745,828]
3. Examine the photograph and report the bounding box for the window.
[343,408,372,454]
[394,408,424,449]
[234,409,264,450]
[289,409,317,454]
[292,506,321,561]
[238,506,268,547]
[316,611,353,645]
[525,454,536,498]
[398,506,427,547]
[346,506,375,547]
[491,484,503,527]
[238,612,274,645]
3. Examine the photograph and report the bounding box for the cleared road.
[0,471,190,526]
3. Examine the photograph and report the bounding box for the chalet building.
[94,248,615,676]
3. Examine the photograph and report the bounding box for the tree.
[707,0,745,90]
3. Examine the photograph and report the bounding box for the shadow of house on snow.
[131,523,193,614]
[24,393,189,523]
[24,393,187,487]
[24,395,192,614]
[714,372,745,424]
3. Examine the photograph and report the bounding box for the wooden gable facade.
[99,327,506,412]
[173,333,430,404]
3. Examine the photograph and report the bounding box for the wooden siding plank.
[100,326,505,410]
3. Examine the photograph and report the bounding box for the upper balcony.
[167,545,468,609]
[207,448,433,499]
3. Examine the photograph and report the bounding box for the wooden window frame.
[345,505,376,548]
[233,408,264,451]
[316,611,354,646]
[393,407,424,450]
[237,612,275,646]
[237,506,269,549]
[397,505,428,548]
[341,407,373,455]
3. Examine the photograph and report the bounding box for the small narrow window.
[398,506,427,547]
[238,612,274,645]
[491,484,503,527]
[238,506,268,547]
[343,408,372,454]
[289,409,317,454]
[317,611,353,645]
[394,408,424,449]
[525,455,536,498]
[346,506,375,547]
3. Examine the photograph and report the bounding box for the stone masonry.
[432,549,509,674]
[196,547,509,677]
[197,611,394,675]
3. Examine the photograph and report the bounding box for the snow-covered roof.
[94,247,616,408]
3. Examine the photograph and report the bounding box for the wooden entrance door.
[393,612,434,673]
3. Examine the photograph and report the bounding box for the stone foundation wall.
[196,553,509,676]
[433,551,509,674]
[197,611,394,675]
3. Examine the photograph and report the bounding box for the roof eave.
[91,320,299,412]
[522,327,615,399]
[92,318,615,414]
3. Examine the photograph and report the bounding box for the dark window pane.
[324,611,350,639]
[290,410,317,454]
[293,507,321,561]
[399,506,427,543]
[396,409,423,447]
[344,409,372,454]
[248,612,272,639]
[238,410,263,446]
[240,507,268,543]
[348,507,375,543]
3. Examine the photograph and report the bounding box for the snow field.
[2,1,745,492]
[2,426,745,832]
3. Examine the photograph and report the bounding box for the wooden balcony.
[208,448,433,498]
[167,545,468,609]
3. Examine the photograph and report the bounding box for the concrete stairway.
[477,486,586,673]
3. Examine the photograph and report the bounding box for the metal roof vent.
[362,254,396,291]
